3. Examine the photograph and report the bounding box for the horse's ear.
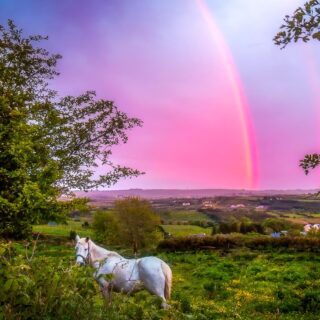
[75,235,80,242]
[85,237,90,242]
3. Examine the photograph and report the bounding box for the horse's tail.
[161,262,172,300]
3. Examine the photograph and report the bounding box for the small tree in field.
[92,210,119,245]
[0,20,142,238]
[113,198,161,254]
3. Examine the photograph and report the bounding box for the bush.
[0,242,101,319]
[69,230,77,240]
[246,236,320,251]
[158,234,320,252]
[262,218,301,233]
[157,235,241,251]
[82,221,90,228]
[92,210,119,245]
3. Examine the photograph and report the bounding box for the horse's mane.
[89,239,122,261]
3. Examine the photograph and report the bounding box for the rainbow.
[195,0,258,188]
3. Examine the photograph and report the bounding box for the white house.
[303,224,320,233]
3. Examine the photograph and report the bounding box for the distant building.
[271,230,288,238]
[189,233,206,238]
[202,200,215,208]
[230,204,245,209]
[182,202,190,206]
[304,224,320,233]
[303,223,320,234]
[255,205,265,211]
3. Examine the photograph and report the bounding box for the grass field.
[7,232,320,320]
[33,218,212,239]
[4,217,320,319]
[161,225,212,237]
[33,220,94,238]
[159,210,212,222]
[20,214,320,319]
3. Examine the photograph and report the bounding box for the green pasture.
[162,225,212,237]
[33,220,94,238]
[282,213,307,219]
[5,235,320,320]
[22,215,320,318]
[159,210,212,222]
[33,217,212,239]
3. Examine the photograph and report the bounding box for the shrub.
[92,210,119,245]
[262,218,301,232]
[0,242,101,319]
[69,230,77,240]
[246,236,320,251]
[158,234,320,252]
[82,221,90,228]
[157,235,241,251]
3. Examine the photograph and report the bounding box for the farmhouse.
[303,224,320,233]
[230,204,245,209]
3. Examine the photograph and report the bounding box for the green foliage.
[246,236,320,251]
[91,199,161,253]
[218,217,265,235]
[158,234,320,252]
[0,20,142,238]
[158,210,212,223]
[0,241,187,319]
[69,230,77,240]
[262,218,300,232]
[3,236,320,319]
[158,234,240,251]
[274,2,320,176]
[113,198,161,254]
[162,224,211,237]
[219,216,241,234]
[92,210,119,245]
[0,242,102,319]
[274,0,320,48]
[33,220,95,238]
[300,153,320,174]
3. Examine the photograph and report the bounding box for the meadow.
[1,219,320,320]
[158,210,212,223]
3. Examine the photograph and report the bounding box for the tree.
[274,0,320,175]
[92,210,119,245]
[274,0,320,49]
[113,198,161,254]
[0,20,142,238]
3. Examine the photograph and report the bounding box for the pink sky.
[2,0,320,190]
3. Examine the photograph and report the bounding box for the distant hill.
[74,188,320,201]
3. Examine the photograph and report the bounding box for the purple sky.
[1,0,320,190]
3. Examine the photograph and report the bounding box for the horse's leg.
[138,261,170,309]
[97,277,112,304]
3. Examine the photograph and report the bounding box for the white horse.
[75,235,172,309]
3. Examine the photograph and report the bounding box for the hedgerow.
[158,235,320,252]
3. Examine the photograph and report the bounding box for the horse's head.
[75,235,91,265]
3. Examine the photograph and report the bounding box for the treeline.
[212,217,301,235]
